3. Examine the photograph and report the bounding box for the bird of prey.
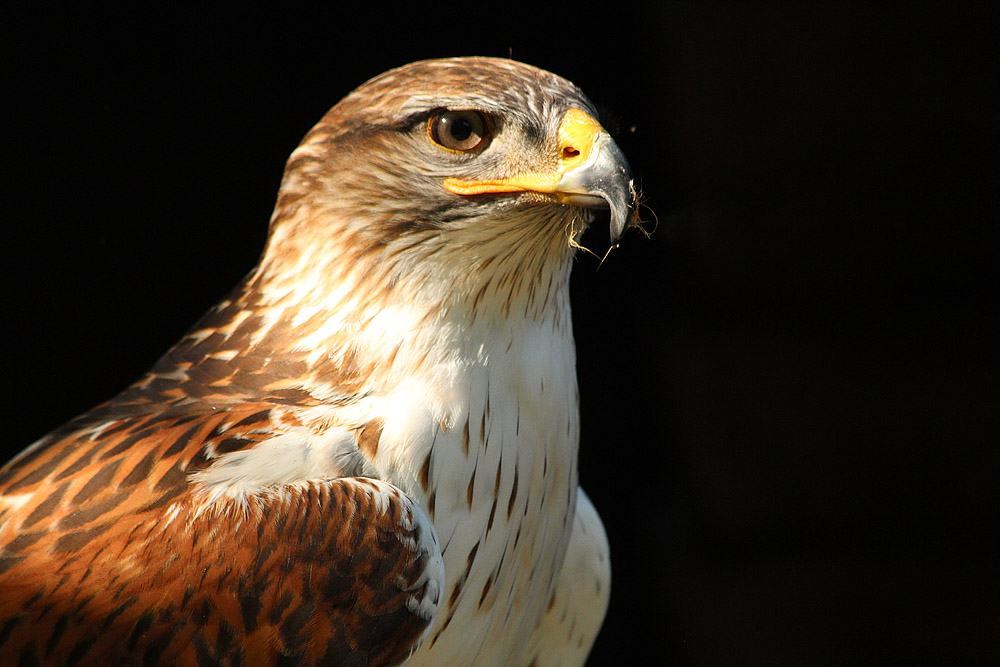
[0,57,634,666]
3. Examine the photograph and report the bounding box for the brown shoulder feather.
[0,404,441,666]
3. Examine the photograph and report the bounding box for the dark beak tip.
[608,177,639,243]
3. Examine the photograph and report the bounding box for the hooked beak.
[442,108,636,242]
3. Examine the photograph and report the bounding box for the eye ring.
[428,110,490,152]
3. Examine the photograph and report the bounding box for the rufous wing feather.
[0,407,443,666]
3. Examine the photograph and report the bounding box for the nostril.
[562,146,580,159]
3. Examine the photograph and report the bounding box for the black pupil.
[449,116,473,142]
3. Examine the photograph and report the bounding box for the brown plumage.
[0,57,633,665]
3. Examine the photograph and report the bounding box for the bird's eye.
[428,110,489,152]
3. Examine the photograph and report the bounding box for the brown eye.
[429,110,489,152]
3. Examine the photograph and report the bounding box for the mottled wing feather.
[0,406,442,666]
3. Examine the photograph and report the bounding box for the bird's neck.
[243,259,577,406]
[234,203,582,397]
[135,206,582,409]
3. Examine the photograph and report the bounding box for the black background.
[3,4,997,665]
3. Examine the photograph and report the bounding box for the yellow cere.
[556,108,603,169]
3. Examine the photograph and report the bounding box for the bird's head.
[257,57,635,320]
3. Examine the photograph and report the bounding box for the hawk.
[0,57,634,666]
